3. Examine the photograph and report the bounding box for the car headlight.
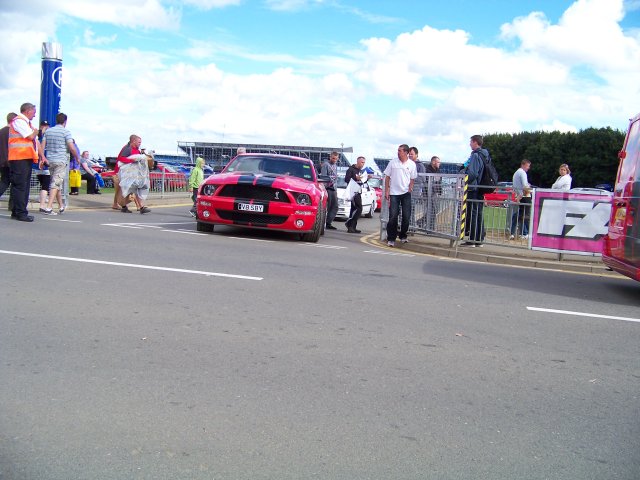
[295,193,312,206]
[201,184,217,196]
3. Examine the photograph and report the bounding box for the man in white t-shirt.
[384,144,417,247]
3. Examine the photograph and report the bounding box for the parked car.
[366,175,383,211]
[335,176,377,218]
[195,153,329,242]
[484,181,515,206]
[100,162,188,190]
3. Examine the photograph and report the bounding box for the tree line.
[483,128,625,188]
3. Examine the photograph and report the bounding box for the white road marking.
[301,243,347,249]
[227,236,275,243]
[527,307,640,324]
[0,250,263,281]
[102,224,145,229]
[42,218,82,223]
[166,229,207,235]
[363,249,415,257]
[101,221,193,228]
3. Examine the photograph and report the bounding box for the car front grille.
[219,184,290,202]
[217,211,288,225]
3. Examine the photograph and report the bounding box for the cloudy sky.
[1,0,639,163]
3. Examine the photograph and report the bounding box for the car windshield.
[337,176,377,188]
[367,177,382,188]
[225,155,314,181]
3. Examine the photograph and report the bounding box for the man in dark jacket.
[320,151,339,229]
[464,135,489,246]
[344,156,366,233]
[424,156,441,230]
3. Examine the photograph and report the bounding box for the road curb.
[364,235,613,275]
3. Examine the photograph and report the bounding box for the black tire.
[301,211,322,242]
[320,207,327,235]
[197,221,214,233]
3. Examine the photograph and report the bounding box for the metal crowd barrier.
[379,173,466,245]
[378,173,533,249]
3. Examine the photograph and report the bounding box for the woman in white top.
[551,163,572,190]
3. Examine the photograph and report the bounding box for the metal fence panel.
[379,173,466,242]
[378,174,534,250]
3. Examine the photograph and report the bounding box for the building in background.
[177,141,353,172]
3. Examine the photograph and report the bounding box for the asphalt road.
[0,206,638,480]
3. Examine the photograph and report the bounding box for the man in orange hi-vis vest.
[8,102,41,222]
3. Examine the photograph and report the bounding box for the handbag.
[69,169,82,188]
[94,173,105,188]
[345,178,362,201]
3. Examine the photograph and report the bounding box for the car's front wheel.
[300,212,322,242]
[197,221,214,233]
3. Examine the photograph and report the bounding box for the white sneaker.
[387,241,395,247]
[509,235,515,240]
[43,208,57,216]
[521,235,529,240]
[400,238,409,244]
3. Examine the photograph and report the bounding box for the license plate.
[237,203,264,212]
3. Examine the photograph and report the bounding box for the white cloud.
[59,0,181,30]
[539,119,578,132]
[500,0,640,72]
[83,28,117,46]
[184,0,242,8]
[264,0,321,12]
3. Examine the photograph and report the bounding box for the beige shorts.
[49,163,67,190]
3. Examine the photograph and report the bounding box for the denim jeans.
[325,188,338,226]
[510,197,531,236]
[466,190,485,243]
[387,192,412,241]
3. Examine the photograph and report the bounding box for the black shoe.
[15,215,34,222]
[121,206,132,213]
[326,224,337,230]
[139,206,151,214]
[95,191,102,195]
[347,227,361,234]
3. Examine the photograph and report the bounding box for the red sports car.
[367,175,383,211]
[484,181,516,207]
[195,153,329,242]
